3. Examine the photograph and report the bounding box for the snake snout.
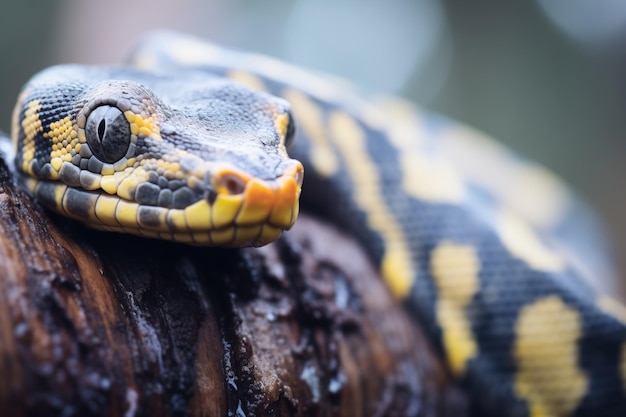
[210,160,303,198]
[285,160,304,189]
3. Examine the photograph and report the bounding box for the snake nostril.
[219,174,247,195]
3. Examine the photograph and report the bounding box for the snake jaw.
[194,159,303,246]
[21,158,303,247]
[150,159,303,246]
[22,157,303,247]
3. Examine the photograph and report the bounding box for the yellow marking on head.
[172,232,195,244]
[430,243,480,376]
[125,111,161,140]
[212,194,243,229]
[282,89,339,177]
[274,113,289,143]
[268,168,302,229]
[94,195,121,226]
[100,176,119,195]
[117,175,140,201]
[153,159,181,176]
[328,110,414,299]
[192,232,211,245]
[236,180,274,225]
[226,70,267,91]
[497,209,565,272]
[236,203,271,225]
[184,199,212,230]
[269,175,299,227]
[513,296,587,417]
[167,210,187,231]
[439,125,568,230]
[597,295,626,325]
[268,205,293,229]
[52,183,68,211]
[20,100,43,174]
[260,225,282,244]
[235,225,262,245]
[210,227,235,245]
[101,164,115,176]
[50,157,63,172]
[186,175,202,191]
[115,201,139,227]
[23,178,37,194]
[45,117,74,150]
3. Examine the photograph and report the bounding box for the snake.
[10,31,626,416]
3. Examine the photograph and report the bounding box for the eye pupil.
[85,105,131,164]
[97,119,106,140]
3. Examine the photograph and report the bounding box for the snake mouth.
[24,161,304,247]
[174,161,304,246]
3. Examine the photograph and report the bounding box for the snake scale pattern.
[10,32,626,416]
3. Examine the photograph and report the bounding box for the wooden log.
[0,132,467,417]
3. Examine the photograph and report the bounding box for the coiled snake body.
[11,32,626,416]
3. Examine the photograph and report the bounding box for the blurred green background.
[1,0,625,277]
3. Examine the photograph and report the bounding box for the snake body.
[11,32,626,416]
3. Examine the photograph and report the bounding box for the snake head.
[12,65,304,247]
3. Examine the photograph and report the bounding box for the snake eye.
[284,111,296,149]
[85,105,131,163]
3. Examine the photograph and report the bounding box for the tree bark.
[0,132,467,417]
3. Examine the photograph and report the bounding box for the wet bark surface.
[0,132,467,417]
